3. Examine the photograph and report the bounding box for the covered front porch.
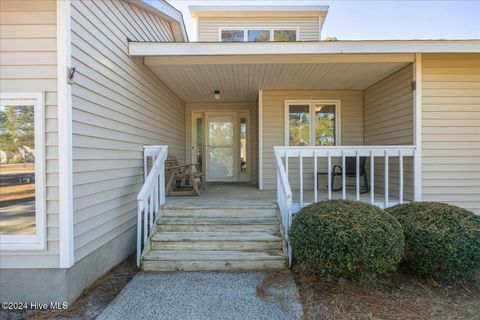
[133,42,422,267]
[132,41,421,206]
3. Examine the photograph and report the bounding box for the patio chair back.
[345,156,367,177]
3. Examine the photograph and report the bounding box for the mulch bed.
[0,256,138,320]
[292,264,480,320]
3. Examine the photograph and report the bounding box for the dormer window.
[220,28,298,42]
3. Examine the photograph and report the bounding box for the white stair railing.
[274,145,418,267]
[137,145,168,268]
[275,148,293,267]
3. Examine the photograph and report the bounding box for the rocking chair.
[165,155,203,196]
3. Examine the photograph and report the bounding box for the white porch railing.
[136,145,168,268]
[274,145,418,267]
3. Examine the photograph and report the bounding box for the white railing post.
[384,150,389,208]
[327,151,332,200]
[370,150,374,205]
[314,151,318,203]
[399,150,404,204]
[355,151,360,201]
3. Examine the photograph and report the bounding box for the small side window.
[274,30,297,41]
[247,30,270,42]
[221,30,244,42]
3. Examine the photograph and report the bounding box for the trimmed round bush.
[290,200,404,281]
[387,202,480,280]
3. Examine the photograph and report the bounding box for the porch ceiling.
[147,61,409,102]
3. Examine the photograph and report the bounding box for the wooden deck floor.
[165,183,402,210]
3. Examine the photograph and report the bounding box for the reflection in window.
[315,104,336,146]
[221,30,244,42]
[196,117,203,167]
[240,117,247,173]
[248,30,270,42]
[0,104,36,235]
[274,30,297,41]
[289,105,310,146]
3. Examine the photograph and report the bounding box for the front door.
[205,112,237,181]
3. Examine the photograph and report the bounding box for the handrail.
[274,145,418,268]
[136,145,168,268]
[274,147,293,267]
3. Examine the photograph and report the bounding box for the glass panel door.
[206,113,237,181]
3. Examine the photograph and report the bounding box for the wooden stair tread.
[143,250,285,261]
[156,217,278,225]
[152,231,282,242]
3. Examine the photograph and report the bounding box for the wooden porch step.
[142,250,286,271]
[151,231,281,242]
[161,207,278,218]
[151,230,283,251]
[156,217,279,232]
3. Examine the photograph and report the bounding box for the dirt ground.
[0,256,138,320]
[293,264,480,320]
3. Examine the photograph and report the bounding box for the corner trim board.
[57,0,74,268]
[413,53,422,201]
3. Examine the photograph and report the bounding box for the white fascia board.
[130,0,188,41]
[129,40,480,57]
[190,5,329,17]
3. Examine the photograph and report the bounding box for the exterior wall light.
[214,90,220,100]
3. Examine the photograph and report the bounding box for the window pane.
[289,105,310,146]
[315,104,336,146]
[0,104,36,235]
[195,117,203,167]
[221,30,244,42]
[240,117,247,173]
[274,30,297,41]
[248,30,270,42]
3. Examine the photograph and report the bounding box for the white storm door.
[205,113,237,181]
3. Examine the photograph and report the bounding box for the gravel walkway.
[97,271,303,320]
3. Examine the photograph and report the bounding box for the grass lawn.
[293,265,480,320]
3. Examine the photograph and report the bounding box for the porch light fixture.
[214,90,221,100]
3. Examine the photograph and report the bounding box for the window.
[285,101,340,146]
[220,28,299,42]
[0,93,45,250]
[221,30,244,42]
[274,30,297,41]
[248,30,270,42]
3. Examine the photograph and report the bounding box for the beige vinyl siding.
[364,64,414,199]
[185,102,258,184]
[422,53,480,213]
[261,90,363,190]
[71,0,184,262]
[0,0,59,268]
[197,17,319,41]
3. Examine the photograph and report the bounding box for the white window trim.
[218,27,300,42]
[284,100,341,146]
[0,92,46,251]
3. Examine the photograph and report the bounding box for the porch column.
[413,53,423,201]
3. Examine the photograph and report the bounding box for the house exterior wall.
[0,0,59,268]
[421,53,480,214]
[364,64,414,199]
[185,102,258,184]
[197,17,320,41]
[261,90,363,190]
[70,0,185,264]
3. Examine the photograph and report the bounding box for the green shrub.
[290,200,404,281]
[387,202,480,280]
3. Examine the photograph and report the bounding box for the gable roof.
[125,0,188,41]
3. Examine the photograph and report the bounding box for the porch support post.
[413,53,423,201]
[258,90,264,190]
